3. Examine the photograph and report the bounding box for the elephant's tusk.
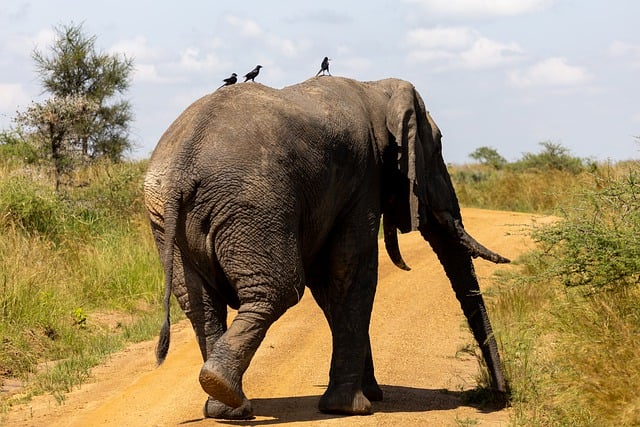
[383,215,411,271]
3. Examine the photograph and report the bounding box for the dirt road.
[5,208,543,426]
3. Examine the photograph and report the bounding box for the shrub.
[533,168,640,291]
[0,131,39,166]
[0,159,167,409]
[490,161,640,426]
[511,141,587,174]
[0,176,66,238]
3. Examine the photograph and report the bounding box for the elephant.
[144,76,510,420]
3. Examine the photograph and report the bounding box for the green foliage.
[0,177,67,238]
[489,162,640,426]
[14,94,100,190]
[452,164,588,214]
[32,23,134,161]
[453,142,595,214]
[0,131,39,165]
[12,22,134,191]
[0,159,168,409]
[469,146,507,170]
[512,141,587,174]
[533,170,640,291]
[72,307,88,327]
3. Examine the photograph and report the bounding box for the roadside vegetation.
[0,139,167,410]
[452,143,640,425]
[0,23,171,413]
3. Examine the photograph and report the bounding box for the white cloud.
[406,26,523,69]
[508,57,591,87]
[609,41,640,69]
[109,36,162,61]
[224,14,309,57]
[267,36,310,57]
[225,15,263,38]
[5,28,56,57]
[178,47,227,74]
[406,27,477,50]
[460,37,523,69]
[133,63,173,84]
[405,0,555,18]
[0,83,30,110]
[343,57,373,74]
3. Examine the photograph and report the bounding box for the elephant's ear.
[385,82,510,264]
[385,83,432,232]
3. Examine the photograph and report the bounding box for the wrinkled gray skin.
[144,77,510,420]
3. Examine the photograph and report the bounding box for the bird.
[316,57,331,76]
[218,73,237,89]
[243,65,262,82]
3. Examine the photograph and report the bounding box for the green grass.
[451,164,595,214]
[0,156,173,413]
[481,162,640,426]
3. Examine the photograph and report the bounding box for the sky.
[0,0,639,164]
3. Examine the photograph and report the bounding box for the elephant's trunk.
[419,219,509,396]
[383,215,411,271]
[431,210,510,264]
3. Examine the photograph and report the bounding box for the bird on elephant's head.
[144,76,510,420]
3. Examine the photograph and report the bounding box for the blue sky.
[1,0,639,163]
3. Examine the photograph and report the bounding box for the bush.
[0,177,67,238]
[0,131,39,166]
[469,146,507,170]
[453,142,594,214]
[511,141,587,174]
[533,169,640,291]
[490,161,640,425]
[0,159,167,409]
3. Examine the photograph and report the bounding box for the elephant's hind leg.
[199,309,283,409]
[203,396,253,420]
[199,222,306,409]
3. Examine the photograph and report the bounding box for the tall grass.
[0,155,169,411]
[484,162,640,425]
[451,164,596,214]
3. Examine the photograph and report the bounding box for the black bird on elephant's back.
[316,56,331,76]
[243,65,262,82]
[218,73,237,89]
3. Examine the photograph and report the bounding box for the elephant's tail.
[155,191,181,365]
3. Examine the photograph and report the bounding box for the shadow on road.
[180,384,502,425]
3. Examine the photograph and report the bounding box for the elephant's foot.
[318,384,373,415]
[363,380,383,402]
[203,397,254,420]
[199,360,244,409]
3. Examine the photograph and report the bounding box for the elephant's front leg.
[314,233,380,415]
[310,279,382,408]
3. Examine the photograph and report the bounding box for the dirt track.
[4,208,545,426]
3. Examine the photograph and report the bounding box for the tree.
[516,141,585,174]
[29,23,134,162]
[15,95,99,190]
[469,146,507,170]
